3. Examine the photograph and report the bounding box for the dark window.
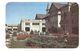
[32,23,39,25]
[13,29,17,30]
[25,27,30,31]
[42,23,45,25]
[8,29,12,31]
[42,27,46,32]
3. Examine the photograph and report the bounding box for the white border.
[0,0,80,51]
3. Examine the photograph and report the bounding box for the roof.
[35,14,46,20]
[53,3,68,9]
[44,3,68,19]
[6,24,18,27]
[47,2,53,10]
[47,2,68,10]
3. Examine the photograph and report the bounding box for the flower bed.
[17,34,32,40]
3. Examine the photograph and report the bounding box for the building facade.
[60,3,79,34]
[44,3,67,34]
[6,24,18,32]
[44,2,78,35]
[20,19,46,34]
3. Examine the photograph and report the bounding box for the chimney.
[68,2,72,12]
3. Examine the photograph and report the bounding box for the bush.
[30,30,34,34]
[17,34,27,40]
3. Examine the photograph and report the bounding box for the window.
[42,27,46,32]
[42,23,45,25]
[8,29,12,31]
[13,29,17,30]
[25,23,30,25]
[25,27,30,31]
[32,23,39,25]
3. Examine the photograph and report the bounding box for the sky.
[6,2,48,24]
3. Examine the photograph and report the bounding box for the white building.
[20,19,46,34]
[6,24,18,32]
